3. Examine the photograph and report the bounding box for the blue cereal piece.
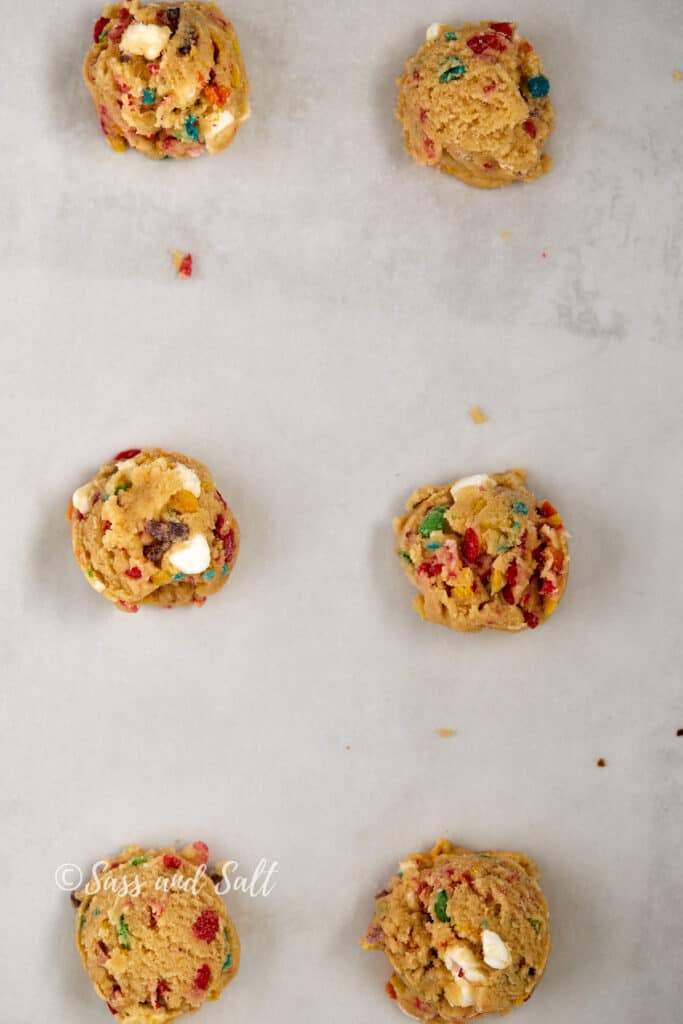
[185,115,200,141]
[440,62,466,83]
[527,75,550,98]
[142,88,156,105]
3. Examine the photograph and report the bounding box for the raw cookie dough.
[74,841,239,1022]
[397,21,554,188]
[67,447,239,612]
[394,470,569,632]
[84,1,250,159]
[362,839,550,1022]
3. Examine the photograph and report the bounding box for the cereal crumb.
[596,758,606,767]
[499,231,511,241]
[541,250,548,259]
[171,250,193,279]
[673,70,682,81]
[436,728,456,738]
[468,405,487,425]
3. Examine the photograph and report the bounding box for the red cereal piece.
[489,21,514,39]
[193,840,209,864]
[125,567,142,579]
[551,549,564,572]
[192,909,220,943]
[419,108,428,123]
[467,32,507,55]
[117,600,139,613]
[155,980,171,1008]
[412,69,421,81]
[114,448,141,461]
[539,500,558,518]
[221,528,236,562]
[523,119,537,139]
[215,490,228,509]
[418,561,442,578]
[386,982,398,1000]
[523,610,540,629]
[506,561,518,587]
[163,854,182,870]
[193,965,212,991]
[424,136,436,159]
[520,41,533,53]
[540,579,556,595]
[502,584,516,605]
[93,16,110,43]
[178,253,193,278]
[463,528,479,562]
[108,8,132,44]
[103,520,112,532]
[482,162,494,169]
[483,81,497,93]
[107,1005,118,1016]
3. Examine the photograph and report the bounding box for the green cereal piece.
[444,31,458,40]
[130,856,147,866]
[118,915,131,950]
[433,889,450,923]
[93,909,101,917]
[397,550,413,563]
[114,483,131,496]
[418,506,449,537]
[480,918,489,929]
[439,62,466,83]
[222,929,232,970]
[528,918,542,934]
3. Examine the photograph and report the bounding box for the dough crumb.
[499,231,511,241]
[596,758,606,767]
[673,70,682,81]
[435,728,456,738]
[468,405,488,424]
[172,250,194,279]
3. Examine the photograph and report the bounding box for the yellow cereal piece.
[490,569,505,594]
[499,230,511,241]
[107,135,128,153]
[543,597,558,617]
[453,568,475,602]
[673,70,682,81]
[435,728,456,738]
[171,490,199,513]
[153,570,172,586]
[468,405,488,424]
[546,513,562,527]
[230,63,242,89]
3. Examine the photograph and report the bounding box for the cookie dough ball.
[397,21,554,188]
[84,1,250,159]
[362,839,550,1022]
[394,470,569,633]
[67,447,239,612]
[74,841,239,1022]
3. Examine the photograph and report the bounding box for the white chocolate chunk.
[398,858,419,875]
[426,23,442,41]
[174,462,201,497]
[205,110,236,153]
[120,23,171,60]
[443,943,487,984]
[72,486,92,515]
[169,534,211,575]
[482,929,512,969]
[115,458,139,475]
[450,474,494,499]
[89,576,106,593]
[444,978,475,1008]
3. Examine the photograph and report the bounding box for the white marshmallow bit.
[72,486,92,515]
[450,474,494,499]
[89,576,106,593]
[443,943,487,984]
[169,534,211,575]
[444,978,475,1008]
[120,23,171,60]
[174,463,201,497]
[116,458,139,475]
[482,929,512,970]
[426,23,442,41]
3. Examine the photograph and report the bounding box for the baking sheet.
[1,0,682,1020]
